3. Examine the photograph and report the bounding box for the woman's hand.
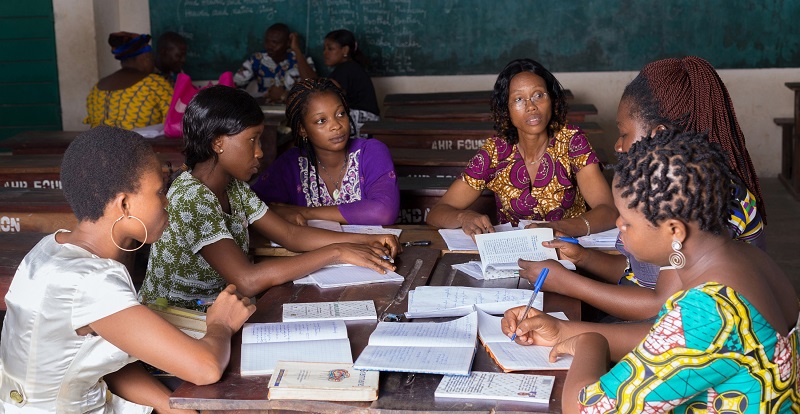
[267,85,287,103]
[457,210,494,240]
[268,203,308,226]
[518,258,582,295]
[541,238,588,266]
[501,306,564,346]
[548,332,608,363]
[205,285,256,334]
[327,242,398,273]
[289,32,302,52]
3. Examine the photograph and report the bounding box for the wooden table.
[384,103,597,123]
[383,90,573,106]
[169,247,580,413]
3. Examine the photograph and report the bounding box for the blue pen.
[555,236,580,245]
[195,298,214,306]
[510,268,549,341]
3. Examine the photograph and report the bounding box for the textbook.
[282,300,377,322]
[435,371,555,404]
[268,361,379,401]
[474,228,559,279]
[146,303,206,339]
[293,265,405,288]
[476,310,572,372]
[452,259,575,280]
[353,312,478,376]
[240,320,353,376]
[405,286,543,319]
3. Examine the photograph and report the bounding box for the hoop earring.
[110,215,148,252]
[669,239,685,269]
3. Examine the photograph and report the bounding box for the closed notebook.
[435,371,555,404]
[476,309,572,372]
[240,320,352,376]
[268,361,379,401]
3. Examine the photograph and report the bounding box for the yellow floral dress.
[84,74,173,129]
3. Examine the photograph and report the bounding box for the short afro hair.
[613,129,738,235]
[61,126,156,222]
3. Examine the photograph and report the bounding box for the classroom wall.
[52,0,797,177]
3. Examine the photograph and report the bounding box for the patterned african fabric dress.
[233,50,315,94]
[251,138,399,225]
[138,172,268,311]
[618,184,766,289]
[578,282,800,413]
[84,74,173,129]
[461,125,600,226]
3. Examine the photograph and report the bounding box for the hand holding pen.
[510,268,549,341]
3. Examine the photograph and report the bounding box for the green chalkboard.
[149,0,800,79]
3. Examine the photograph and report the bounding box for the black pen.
[403,240,432,247]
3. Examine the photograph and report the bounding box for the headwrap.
[108,32,152,60]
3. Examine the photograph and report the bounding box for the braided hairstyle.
[621,56,765,222]
[490,58,568,145]
[285,78,353,202]
[614,129,739,235]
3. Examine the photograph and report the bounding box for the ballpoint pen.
[403,240,432,247]
[510,267,549,341]
[195,298,215,306]
[381,255,395,264]
[555,236,580,245]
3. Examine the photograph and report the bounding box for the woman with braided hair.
[251,78,399,225]
[503,130,799,413]
[518,56,767,322]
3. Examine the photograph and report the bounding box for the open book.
[476,309,572,372]
[240,320,353,376]
[435,371,555,404]
[353,312,478,376]
[474,228,559,279]
[438,223,516,251]
[283,300,377,322]
[293,265,405,288]
[268,361,379,401]
[405,286,543,319]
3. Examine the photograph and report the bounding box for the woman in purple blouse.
[251,78,399,225]
[427,58,618,239]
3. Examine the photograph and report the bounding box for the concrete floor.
[761,177,800,293]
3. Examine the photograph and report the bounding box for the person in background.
[139,85,400,311]
[251,78,399,225]
[234,23,317,103]
[85,32,173,129]
[0,126,254,413]
[503,130,798,413]
[518,56,767,322]
[154,31,187,85]
[426,58,617,238]
[323,29,380,137]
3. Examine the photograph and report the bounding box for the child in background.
[323,29,380,136]
[234,23,317,103]
[139,85,400,310]
[517,57,767,322]
[503,131,798,413]
[154,31,187,85]
[251,78,399,225]
[0,126,254,413]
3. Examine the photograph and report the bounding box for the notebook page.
[438,223,515,251]
[241,320,347,344]
[282,300,377,322]
[475,229,558,273]
[367,312,477,348]
[304,266,404,288]
[341,225,402,237]
[241,338,352,375]
[476,310,572,370]
[353,345,475,376]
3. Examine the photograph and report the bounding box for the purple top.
[251,138,400,225]
[461,125,599,225]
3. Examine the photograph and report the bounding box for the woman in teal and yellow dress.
[503,130,799,413]
[85,32,173,130]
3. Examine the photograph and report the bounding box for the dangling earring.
[669,239,686,269]
[110,215,148,252]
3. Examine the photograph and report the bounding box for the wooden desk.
[362,120,603,150]
[390,148,473,178]
[0,188,75,233]
[397,177,496,225]
[383,90,574,106]
[170,249,580,413]
[0,232,48,310]
[0,153,184,190]
[384,103,597,123]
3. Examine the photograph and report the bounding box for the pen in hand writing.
[510,267,549,342]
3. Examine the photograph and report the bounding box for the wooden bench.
[396,176,495,224]
[775,117,800,199]
[384,102,597,123]
[383,89,574,106]
[390,148,474,177]
[0,232,49,311]
[0,153,185,190]
[0,188,76,233]
[363,120,603,150]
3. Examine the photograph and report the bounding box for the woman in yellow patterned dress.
[426,58,617,239]
[84,32,173,129]
[503,130,799,413]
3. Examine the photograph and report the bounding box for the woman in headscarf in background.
[85,32,173,130]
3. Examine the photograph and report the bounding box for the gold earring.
[110,215,148,252]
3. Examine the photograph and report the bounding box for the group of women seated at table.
[2,48,797,413]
